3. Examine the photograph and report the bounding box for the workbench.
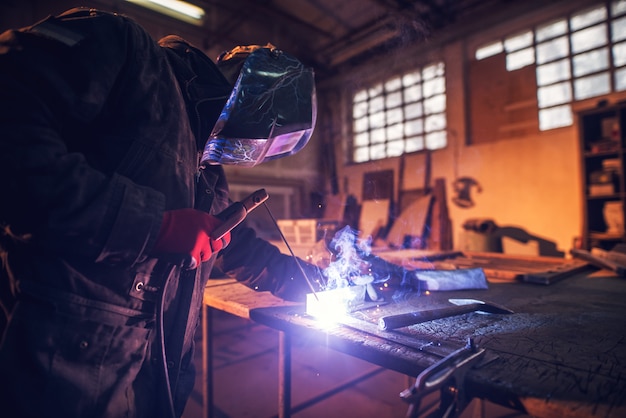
[202,255,626,418]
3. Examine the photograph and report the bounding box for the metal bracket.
[400,337,486,418]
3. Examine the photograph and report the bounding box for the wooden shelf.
[578,105,626,251]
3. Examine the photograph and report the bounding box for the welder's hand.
[152,208,231,268]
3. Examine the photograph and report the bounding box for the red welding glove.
[152,208,231,268]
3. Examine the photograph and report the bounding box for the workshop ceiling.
[105,0,533,81]
[193,0,518,79]
[3,0,586,80]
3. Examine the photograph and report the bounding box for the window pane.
[387,123,403,140]
[537,82,572,108]
[387,108,403,125]
[425,131,447,150]
[386,91,402,108]
[354,117,368,133]
[570,6,607,31]
[423,77,445,97]
[354,90,368,102]
[354,147,369,163]
[405,102,423,119]
[370,144,386,160]
[537,59,571,86]
[574,72,611,99]
[612,16,626,42]
[353,101,367,118]
[402,71,421,86]
[385,77,402,92]
[507,47,535,70]
[387,140,405,156]
[405,119,424,136]
[404,84,422,102]
[571,24,608,54]
[354,132,369,146]
[613,0,626,17]
[504,31,533,52]
[539,105,573,130]
[424,94,446,114]
[476,41,503,60]
[368,84,383,97]
[371,96,385,113]
[405,136,424,152]
[537,36,569,64]
[536,19,567,42]
[573,48,609,77]
[371,127,386,143]
[614,41,626,66]
[369,112,385,128]
[423,63,444,79]
[615,67,626,90]
[425,114,446,132]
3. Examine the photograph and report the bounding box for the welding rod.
[263,203,320,301]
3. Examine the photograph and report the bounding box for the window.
[351,63,447,163]
[475,0,626,132]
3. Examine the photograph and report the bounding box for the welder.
[0,7,323,418]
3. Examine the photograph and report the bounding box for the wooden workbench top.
[216,270,626,418]
[204,278,299,319]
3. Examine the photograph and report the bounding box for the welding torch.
[211,189,269,241]
[173,189,269,269]
[189,187,321,300]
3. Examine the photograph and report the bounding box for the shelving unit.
[578,104,626,250]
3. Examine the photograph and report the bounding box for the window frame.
[473,1,626,133]
[349,62,448,164]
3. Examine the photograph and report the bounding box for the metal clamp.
[400,338,485,418]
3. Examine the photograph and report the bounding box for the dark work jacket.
[0,8,318,418]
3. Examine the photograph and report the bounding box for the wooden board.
[359,199,390,239]
[386,195,432,248]
[204,278,298,319]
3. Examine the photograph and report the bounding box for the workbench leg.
[278,330,291,418]
[202,305,214,418]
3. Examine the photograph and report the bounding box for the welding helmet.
[201,44,317,167]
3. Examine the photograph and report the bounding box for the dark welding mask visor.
[201,46,316,167]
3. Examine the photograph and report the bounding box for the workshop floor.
[181,310,530,418]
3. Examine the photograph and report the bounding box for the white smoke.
[321,226,375,290]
